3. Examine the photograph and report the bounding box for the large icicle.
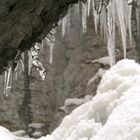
[82,2,87,33]
[87,0,91,17]
[92,0,99,33]
[62,16,67,37]
[74,4,80,20]
[115,0,128,58]
[136,0,140,36]
[61,7,72,36]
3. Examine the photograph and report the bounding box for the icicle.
[41,39,44,53]
[28,50,33,75]
[3,62,13,97]
[136,0,140,36]
[107,0,116,66]
[74,4,80,19]
[116,0,127,58]
[87,0,91,17]
[49,43,54,64]
[82,2,87,33]
[62,16,67,37]
[92,0,99,33]
[99,6,108,40]
[128,5,132,47]
[4,71,8,97]
[91,0,133,64]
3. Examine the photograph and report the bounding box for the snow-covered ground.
[1,59,140,140]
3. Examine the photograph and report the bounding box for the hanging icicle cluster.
[136,0,140,36]
[3,43,48,97]
[61,0,138,66]
[92,0,133,65]
[3,28,57,97]
[61,4,81,36]
[3,51,24,97]
[93,0,140,65]
[3,0,140,97]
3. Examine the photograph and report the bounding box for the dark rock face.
[0,0,79,74]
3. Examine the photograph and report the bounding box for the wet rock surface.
[0,0,79,74]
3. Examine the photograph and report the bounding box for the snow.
[70,1,132,65]
[45,28,56,64]
[87,0,91,17]
[39,59,140,140]
[86,56,110,65]
[136,0,140,36]
[87,68,106,86]
[59,0,134,65]
[13,130,27,137]
[1,59,140,140]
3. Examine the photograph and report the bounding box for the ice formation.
[97,0,133,65]
[60,0,134,65]
[45,28,56,64]
[136,0,140,36]
[1,59,140,140]
[4,0,136,97]
[82,2,88,33]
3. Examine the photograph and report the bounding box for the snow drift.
[1,59,140,140]
[40,59,140,140]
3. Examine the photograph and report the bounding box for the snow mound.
[1,59,140,140]
[0,126,33,140]
[40,59,140,140]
